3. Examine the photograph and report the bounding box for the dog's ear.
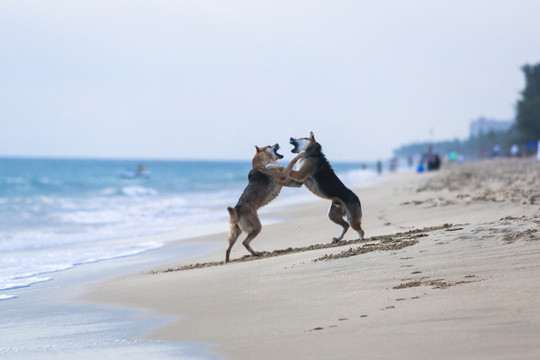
[309,131,315,141]
[255,145,262,153]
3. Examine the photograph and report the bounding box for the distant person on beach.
[376,160,382,175]
[510,144,519,157]
[389,158,398,172]
[493,144,501,157]
[422,146,440,171]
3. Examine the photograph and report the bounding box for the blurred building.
[469,117,512,137]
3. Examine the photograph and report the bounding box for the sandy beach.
[84,158,540,359]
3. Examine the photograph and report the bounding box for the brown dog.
[225,144,304,263]
[289,132,365,241]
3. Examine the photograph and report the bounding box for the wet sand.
[84,158,540,359]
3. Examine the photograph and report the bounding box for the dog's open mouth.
[272,144,284,159]
[290,138,299,153]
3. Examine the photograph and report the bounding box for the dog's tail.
[227,206,238,224]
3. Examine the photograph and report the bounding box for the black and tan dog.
[226,144,304,263]
[289,131,365,241]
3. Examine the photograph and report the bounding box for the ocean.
[0,157,379,301]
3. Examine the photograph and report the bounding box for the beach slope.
[85,159,540,359]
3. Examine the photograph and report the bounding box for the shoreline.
[0,228,226,359]
[0,164,386,358]
[84,159,539,358]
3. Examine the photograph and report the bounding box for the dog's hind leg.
[242,220,262,258]
[350,219,365,240]
[328,201,349,242]
[226,224,242,263]
[345,201,365,240]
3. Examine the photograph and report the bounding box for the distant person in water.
[121,164,150,179]
[136,164,148,175]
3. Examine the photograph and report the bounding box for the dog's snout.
[289,137,294,144]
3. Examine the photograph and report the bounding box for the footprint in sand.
[396,296,422,301]
[309,318,350,332]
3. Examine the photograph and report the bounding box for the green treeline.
[394,62,540,159]
[516,63,540,142]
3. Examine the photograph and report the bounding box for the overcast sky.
[1,1,539,161]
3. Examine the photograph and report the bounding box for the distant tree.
[515,63,540,141]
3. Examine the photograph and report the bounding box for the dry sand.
[84,158,540,359]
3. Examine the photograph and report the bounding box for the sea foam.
[0,241,163,297]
